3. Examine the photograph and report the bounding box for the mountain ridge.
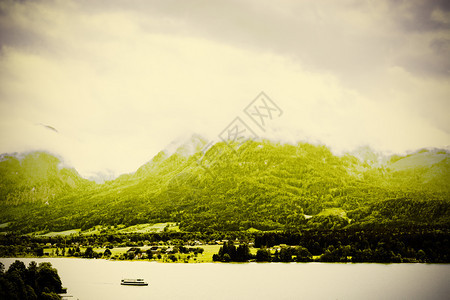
[0,138,449,233]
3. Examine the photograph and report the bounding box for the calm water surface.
[1,258,449,300]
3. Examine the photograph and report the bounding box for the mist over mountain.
[0,136,449,234]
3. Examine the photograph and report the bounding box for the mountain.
[0,139,449,233]
[0,151,91,205]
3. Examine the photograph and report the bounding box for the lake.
[1,258,449,300]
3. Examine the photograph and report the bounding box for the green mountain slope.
[0,139,449,233]
[0,152,92,205]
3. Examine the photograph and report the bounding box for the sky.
[0,0,449,180]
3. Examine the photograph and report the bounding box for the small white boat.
[121,279,148,286]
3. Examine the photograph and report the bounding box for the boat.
[121,279,148,286]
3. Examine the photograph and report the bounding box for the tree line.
[1,225,448,263]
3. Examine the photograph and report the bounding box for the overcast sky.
[0,0,449,179]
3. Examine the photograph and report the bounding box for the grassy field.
[191,245,220,262]
[0,222,10,229]
[317,207,347,218]
[28,222,181,237]
[41,229,81,237]
[117,222,179,233]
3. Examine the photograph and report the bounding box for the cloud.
[87,0,450,80]
[0,0,449,177]
[389,0,450,32]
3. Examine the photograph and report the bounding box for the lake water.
[1,258,449,300]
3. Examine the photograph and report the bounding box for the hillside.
[0,152,92,205]
[0,139,449,234]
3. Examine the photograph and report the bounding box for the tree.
[214,241,239,262]
[35,247,44,257]
[41,290,61,300]
[7,260,26,276]
[236,244,251,262]
[5,270,27,299]
[36,262,63,294]
[25,261,38,291]
[126,252,135,260]
[279,247,292,262]
[256,249,271,262]
[168,254,178,262]
[272,249,280,262]
[103,248,112,257]
[222,253,231,262]
[83,247,96,258]
[295,246,312,262]
[417,249,427,262]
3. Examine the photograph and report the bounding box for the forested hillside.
[0,152,92,205]
[0,138,449,234]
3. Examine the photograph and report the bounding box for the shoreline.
[2,256,447,265]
